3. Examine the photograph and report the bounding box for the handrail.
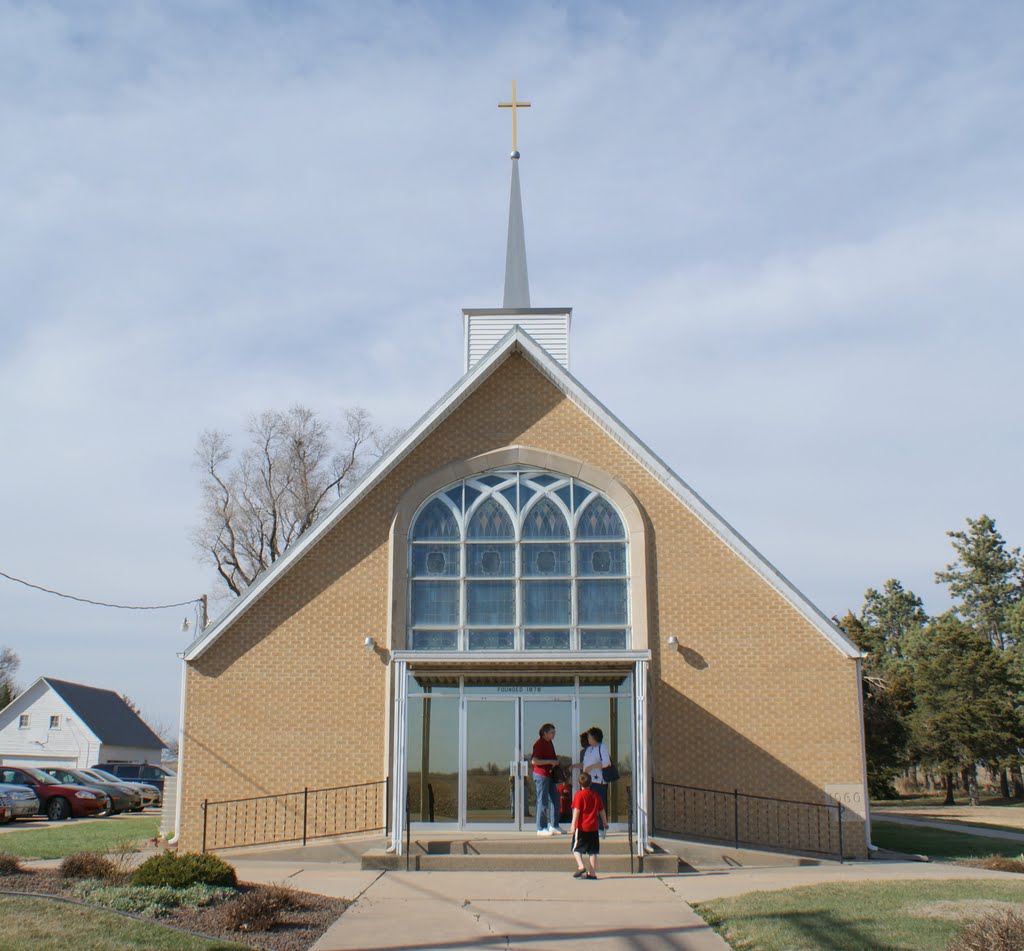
[404,788,411,871]
[201,779,388,852]
[652,780,846,861]
[203,779,385,808]
[654,780,841,811]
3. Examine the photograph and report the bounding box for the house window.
[18,715,29,729]
[409,469,629,651]
[49,716,61,730]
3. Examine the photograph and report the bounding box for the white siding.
[0,681,101,769]
[465,311,571,371]
[99,744,164,764]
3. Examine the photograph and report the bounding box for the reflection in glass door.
[464,699,518,825]
[404,672,635,832]
[521,699,573,830]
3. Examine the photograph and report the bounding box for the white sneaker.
[548,826,566,835]
[537,828,554,836]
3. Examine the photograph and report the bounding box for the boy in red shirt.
[569,772,607,879]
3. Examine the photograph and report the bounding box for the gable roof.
[43,678,165,749]
[184,327,860,662]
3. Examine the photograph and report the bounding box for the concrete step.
[361,835,678,872]
[413,836,638,855]
[362,849,678,873]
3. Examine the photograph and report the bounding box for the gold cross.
[498,80,531,153]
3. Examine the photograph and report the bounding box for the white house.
[0,677,165,770]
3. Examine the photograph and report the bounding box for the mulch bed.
[0,868,350,951]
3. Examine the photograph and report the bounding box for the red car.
[0,766,110,820]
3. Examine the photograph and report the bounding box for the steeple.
[463,83,572,372]
[498,81,532,308]
[503,155,530,308]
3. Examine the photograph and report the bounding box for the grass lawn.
[0,896,251,950]
[871,819,1024,860]
[695,880,1024,951]
[0,816,159,859]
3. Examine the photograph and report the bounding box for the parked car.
[40,767,142,816]
[79,768,161,809]
[0,766,109,820]
[0,781,41,821]
[93,761,175,794]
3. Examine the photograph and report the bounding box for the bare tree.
[0,646,19,709]
[193,405,390,596]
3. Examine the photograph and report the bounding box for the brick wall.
[178,352,866,855]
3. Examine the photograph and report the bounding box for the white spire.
[464,84,571,373]
[503,154,531,308]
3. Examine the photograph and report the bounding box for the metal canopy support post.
[633,659,650,857]
[391,660,408,855]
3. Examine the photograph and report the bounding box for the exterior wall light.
[666,636,679,647]
[364,636,377,652]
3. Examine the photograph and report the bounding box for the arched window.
[409,469,629,651]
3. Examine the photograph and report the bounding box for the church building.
[176,95,869,860]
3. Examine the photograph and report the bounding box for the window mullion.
[515,500,522,650]
[570,516,578,649]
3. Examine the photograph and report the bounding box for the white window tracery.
[409,469,629,651]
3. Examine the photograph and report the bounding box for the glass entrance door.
[464,698,519,826]
[403,671,635,834]
[521,699,573,831]
[463,697,574,829]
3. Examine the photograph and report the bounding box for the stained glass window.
[408,469,630,651]
[577,497,625,539]
[466,545,514,577]
[467,498,514,538]
[412,499,459,540]
[522,498,569,539]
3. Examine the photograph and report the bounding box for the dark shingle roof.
[43,678,165,750]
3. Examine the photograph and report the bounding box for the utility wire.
[0,570,201,611]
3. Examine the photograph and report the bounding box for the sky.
[2,1,1022,734]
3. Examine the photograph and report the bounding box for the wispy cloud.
[1,1,1022,726]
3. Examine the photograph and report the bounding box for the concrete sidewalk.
[224,854,1024,951]
[872,811,1024,842]
[307,871,730,951]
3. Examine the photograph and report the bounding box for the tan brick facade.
[179,351,867,856]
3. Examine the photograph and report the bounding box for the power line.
[0,570,201,611]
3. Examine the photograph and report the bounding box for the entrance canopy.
[389,659,650,854]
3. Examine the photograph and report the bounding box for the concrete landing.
[364,837,676,872]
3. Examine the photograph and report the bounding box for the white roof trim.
[184,327,858,661]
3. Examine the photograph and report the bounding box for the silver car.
[79,769,161,810]
[0,781,41,821]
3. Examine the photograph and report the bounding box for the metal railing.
[202,779,388,852]
[626,784,636,874]
[652,781,845,861]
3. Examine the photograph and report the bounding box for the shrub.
[215,889,283,933]
[948,908,1024,951]
[260,882,310,911]
[0,852,22,875]
[107,836,143,877]
[71,880,235,917]
[59,852,118,881]
[958,854,1024,874]
[131,851,237,888]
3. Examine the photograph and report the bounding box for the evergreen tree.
[838,580,925,798]
[908,613,1020,806]
[935,515,1024,796]
[935,514,1024,652]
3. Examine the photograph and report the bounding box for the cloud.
[1,1,1022,727]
